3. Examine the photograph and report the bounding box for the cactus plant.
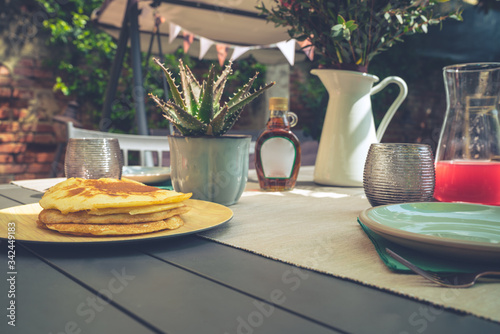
[149,58,275,136]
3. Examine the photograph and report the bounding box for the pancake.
[87,202,185,216]
[40,178,191,214]
[38,206,190,225]
[38,177,192,237]
[37,215,184,236]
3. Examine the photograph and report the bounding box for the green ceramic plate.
[359,202,500,261]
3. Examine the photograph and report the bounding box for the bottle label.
[260,137,296,178]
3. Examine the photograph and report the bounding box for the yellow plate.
[0,199,232,244]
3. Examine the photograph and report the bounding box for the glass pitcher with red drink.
[434,63,500,206]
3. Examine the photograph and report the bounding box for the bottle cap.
[269,97,288,111]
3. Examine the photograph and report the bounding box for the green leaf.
[345,20,358,32]
[183,61,202,103]
[53,76,69,96]
[153,58,186,111]
[178,60,195,115]
[213,81,274,135]
[226,73,258,109]
[197,65,215,124]
[396,14,403,25]
[213,61,233,108]
[331,24,345,40]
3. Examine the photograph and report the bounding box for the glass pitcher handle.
[370,76,408,142]
[288,112,298,128]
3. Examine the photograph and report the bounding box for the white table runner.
[201,167,500,323]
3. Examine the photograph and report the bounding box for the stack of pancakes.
[37,177,192,237]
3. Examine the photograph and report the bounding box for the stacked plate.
[122,166,171,184]
[359,202,500,261]
[363,143,435,207]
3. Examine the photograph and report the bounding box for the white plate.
[122,166,171,184]
[359,202,500,261]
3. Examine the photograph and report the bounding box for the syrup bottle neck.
[267,109,290,129]
[267,109,298,130]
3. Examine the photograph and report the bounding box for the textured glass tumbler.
[65,138,123,179]
[363,143,435,207]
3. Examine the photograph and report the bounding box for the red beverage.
[434,160,500,206]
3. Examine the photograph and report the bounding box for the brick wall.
[0,59,68,183]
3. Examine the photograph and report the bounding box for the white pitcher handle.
[370,76,408,142]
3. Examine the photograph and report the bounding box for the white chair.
[67,122,170,166]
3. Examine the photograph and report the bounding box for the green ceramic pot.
[168,135,251,206]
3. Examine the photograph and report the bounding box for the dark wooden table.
[1,183,499,334]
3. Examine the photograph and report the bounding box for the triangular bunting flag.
[183,32,194,53]
[297,37,315,61]
[162,23,298,65]
[277,39,296,66]
[168,23,181,44]
[230,46,251,61]
[216,44,228,66]
[199,37,214,60]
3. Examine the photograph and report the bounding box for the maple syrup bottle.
[255,97,301,191]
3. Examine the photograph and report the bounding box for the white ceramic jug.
[311,69,408,186]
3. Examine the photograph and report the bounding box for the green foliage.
[34,0,127,130]
[34,0,269,133]
[149,59,275,136]
[258,0,463,71]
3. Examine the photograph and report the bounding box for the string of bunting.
[168,21,315,66]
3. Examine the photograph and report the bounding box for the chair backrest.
[67,122,170,166]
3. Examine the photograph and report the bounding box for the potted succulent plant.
[258,0,463,187]
[149,58,274,205]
